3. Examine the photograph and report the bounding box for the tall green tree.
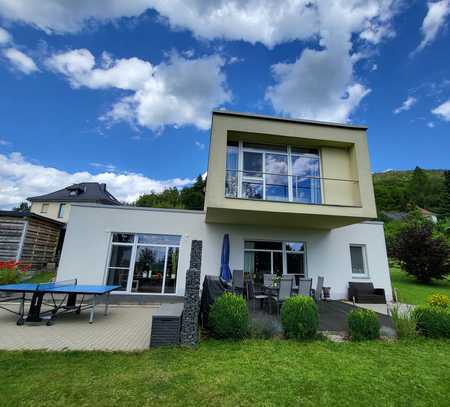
[13,202,30,211]
[442,170,450,217]
[180,175,205,210]
[407,166,430,208]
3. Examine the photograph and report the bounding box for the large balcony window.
[225,142,322,204]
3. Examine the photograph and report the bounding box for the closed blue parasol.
[220,233,232,282]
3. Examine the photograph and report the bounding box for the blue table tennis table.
[0,279,120,325]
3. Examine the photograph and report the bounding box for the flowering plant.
[0,261,31,284]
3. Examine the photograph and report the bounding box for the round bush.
[280,296,319,340]
[413,305,450,339]
[347,309,380,341]
[209,292,249,339]
[427,293,449,309]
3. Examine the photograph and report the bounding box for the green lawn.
[390,267,450,305]
[1,339,450,406]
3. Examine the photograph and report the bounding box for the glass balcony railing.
[225,170,361,207]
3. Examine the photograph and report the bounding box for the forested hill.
[373,168,449,214]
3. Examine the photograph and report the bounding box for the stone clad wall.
[180,240,203,346]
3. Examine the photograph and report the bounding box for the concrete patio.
[0,303,160,351]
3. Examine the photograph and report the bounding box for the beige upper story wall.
[30,201,71,223]
[204,112,377,228]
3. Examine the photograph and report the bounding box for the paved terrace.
[0,303,160,351]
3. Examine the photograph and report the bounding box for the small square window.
[350,245,368,277]
[40,203,49,213]
[58,203,66,218]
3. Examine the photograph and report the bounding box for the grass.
[25,271,56,284]
[1,339,449,406]
[390,267,450,305]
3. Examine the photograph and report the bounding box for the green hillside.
[373,168,448,215]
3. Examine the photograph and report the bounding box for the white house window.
[226,142,321,204]
[350,244,368,277]
[57,203,66,218]
[106,233,181,294]
[40,203,49,213]
[244,240,306,288]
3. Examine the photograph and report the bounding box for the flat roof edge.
[212,110,368,130]
[71,203,206,215]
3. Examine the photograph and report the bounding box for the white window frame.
[40,203,49,213]
[228,142,322,204]
[243,239,307,278]
[349,244,369,279]
[105,232,181,295]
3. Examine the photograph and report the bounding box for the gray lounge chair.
[298,278,312,297]
[247,277,269,311]
[232,269,244,296]
[263,273,274,288]
[311,276,324,302]
[271,277,293,316]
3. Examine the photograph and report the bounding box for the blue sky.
[0,1,449,208]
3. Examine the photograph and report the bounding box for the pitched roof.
[27,183,121,205]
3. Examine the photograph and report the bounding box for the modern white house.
[57,111,393,301]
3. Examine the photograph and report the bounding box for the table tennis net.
[37,279,77,291]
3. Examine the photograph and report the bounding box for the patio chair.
[297,278,313,297]
[271,277,293,316]
[311,276,324,302]
[348,282,386,304]
[232,269,244,296]
[263,273,274,288]
[247,277,269,311]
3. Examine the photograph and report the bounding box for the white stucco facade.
[57,204,392,301]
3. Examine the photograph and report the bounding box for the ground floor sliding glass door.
[106,233,180,294]
[244,240,306,289]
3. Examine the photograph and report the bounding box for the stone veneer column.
[180,240,202,346]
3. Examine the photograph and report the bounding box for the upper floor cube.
[204,111,377,229]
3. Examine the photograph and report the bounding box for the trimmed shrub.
[427,293,449,309]
[347,308,380,341]
[209,292,249,339]
[390,305,416,339]
[413,305,450,339]
[280,296,319,340]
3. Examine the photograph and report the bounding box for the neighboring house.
[0,210,63,270]
[28,182,120,224]
[58,111,393,301]
[381,207,438,224]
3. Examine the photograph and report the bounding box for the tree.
[135,188,182,209]
[179,175,205,210]
[134,174,206,210]
[442,170,450,217]
[392,211,450,283]
[13,202,30,211]
[407,166,430,208]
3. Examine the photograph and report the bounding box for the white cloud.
[47,48,230,130]
[393,96,417,114]
[427,121,435,128]
[266,0,396,123]
[90,162,117,172]
[0,138,11,146]
[2,47,38,74]
[415,0,450,53]
[195,141,205,150]
[0,26,11,45]
[0,152,194,209]
[432,100,450,121]
[0,0,153,34]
